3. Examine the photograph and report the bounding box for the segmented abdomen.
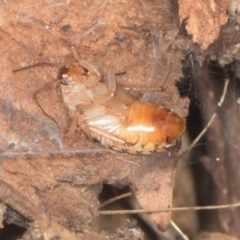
[118,101,185,153]
[83,101,185,154]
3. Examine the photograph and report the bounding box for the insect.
[56,59,186,154]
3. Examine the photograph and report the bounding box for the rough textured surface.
[3,0,240,239]
[178,0,228,50]
[207,22,240,65]
[195,231,239,240]
[2,0,240,239]
[196,63,240,238]
[0,0,189,238]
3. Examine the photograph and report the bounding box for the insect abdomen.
[122,101,185,153]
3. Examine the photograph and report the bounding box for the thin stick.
[99,201,240,215]
[180,78,230,156]
[98,192,132,208]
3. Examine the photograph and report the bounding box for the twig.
[179,78,230,156]
[98,192,132,208]
[99,201,240,215]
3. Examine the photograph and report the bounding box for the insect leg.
[80,60,102,87]
[64,42,101,86]
[34,74,62,128]
[65,112,80,138]
[105,67,116,98]
[65,104,109,138]
[78,60,101,77]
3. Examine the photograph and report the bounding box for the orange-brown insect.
[57,60,186,154]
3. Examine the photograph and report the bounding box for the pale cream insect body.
[58,60,185,154]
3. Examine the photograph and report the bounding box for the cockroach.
[13,54,185,154]
[56,60,186,154]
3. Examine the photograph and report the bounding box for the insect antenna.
[159,62,172,89]
[12,62,55,73]
[60,39,82,64]
[34,74,64,128]
[13,62,64,129]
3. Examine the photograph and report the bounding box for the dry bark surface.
[1,0,240,239]
[0,0,189,239]
[178,0,228,50]
[195,63,240,238]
